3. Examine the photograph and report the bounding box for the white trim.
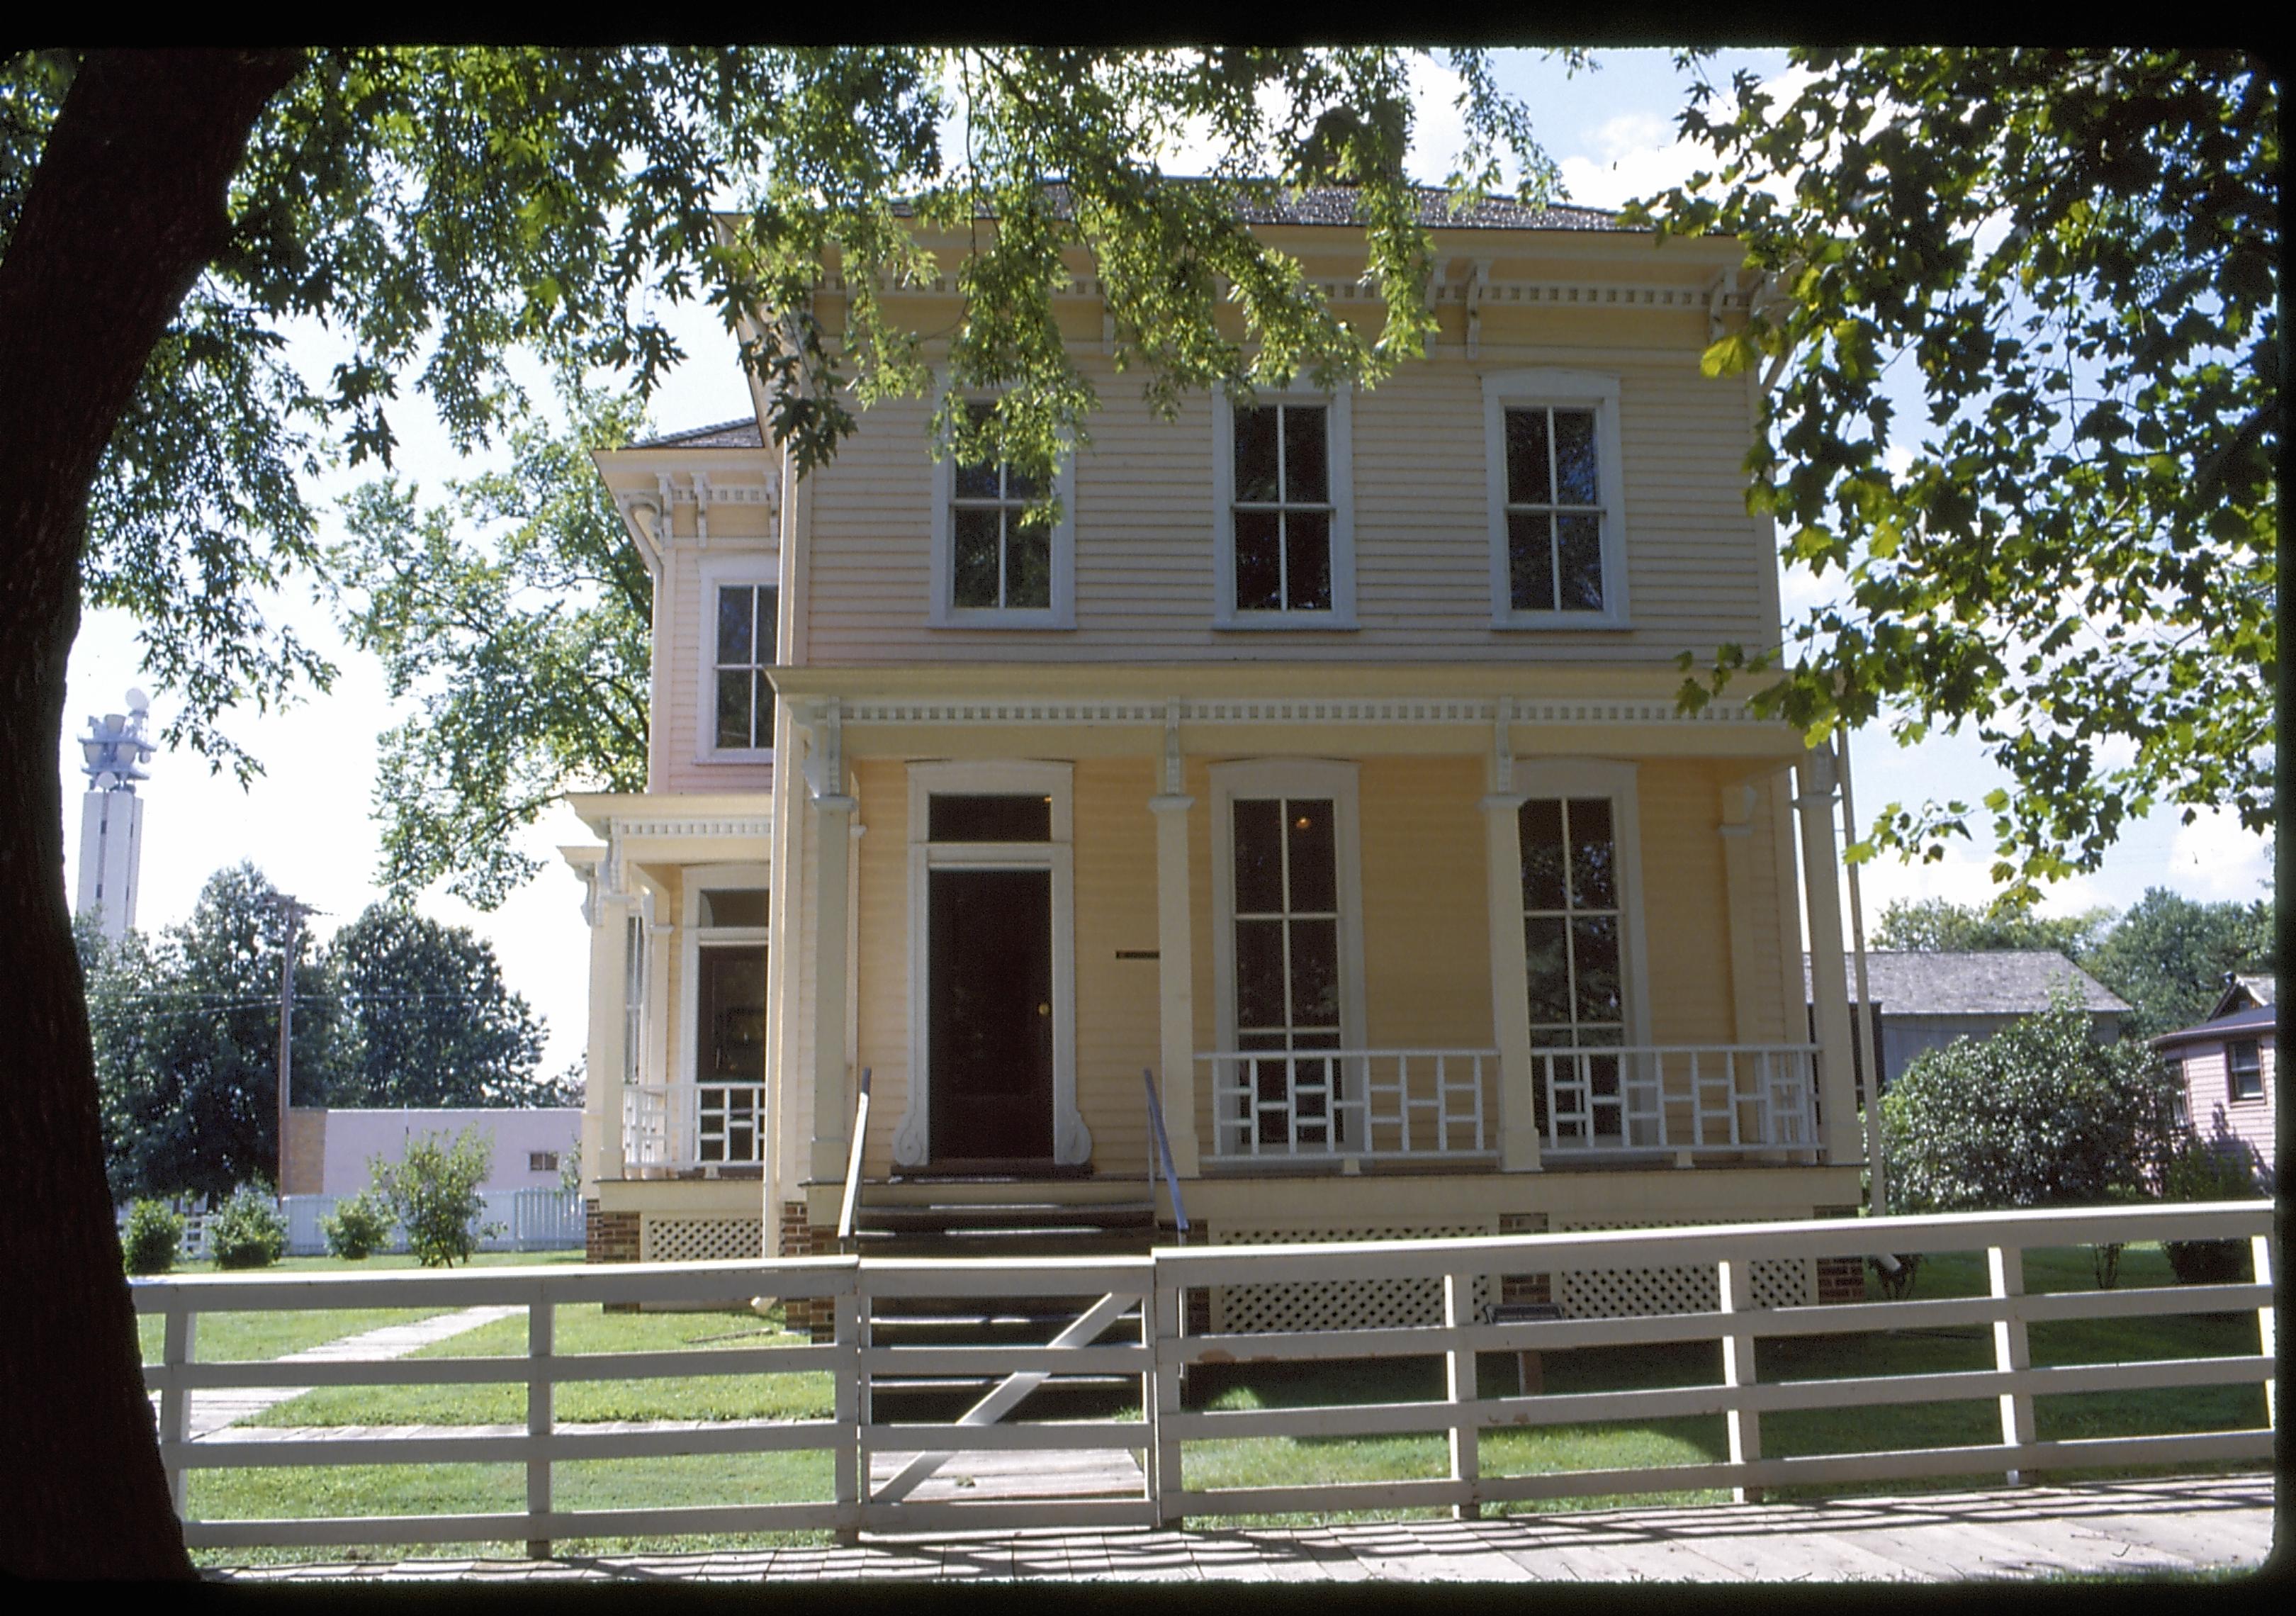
[1207,760,1369,1099]
[895,761,1086,1167]
[1510,758,1653,1047]
[1482,369,1631,630]
[928,386,1077,629]
[1211,381,1356,629]
[694,554,782,763]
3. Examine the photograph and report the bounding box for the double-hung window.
[2227,1040,2263,1101]
[1213,387,1354,625]
[931,399,1075,627]
[711,578,778,753]
[1483,370,1628,627]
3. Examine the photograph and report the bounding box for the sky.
[58,48,2275,1085]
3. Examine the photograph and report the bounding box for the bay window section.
[711,580,778,753]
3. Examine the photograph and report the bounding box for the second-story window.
[1483,370,1628,628]
[952,403,1051,610]
[1232,403,1332,612]
[932,398,1076,627]
[714,581,777,751]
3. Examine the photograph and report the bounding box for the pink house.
[2156,999,2277,1187]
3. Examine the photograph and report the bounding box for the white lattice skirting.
[1210,1224,1497,1333]
[1555,1216,1815,1318]
[641,1216,765,1264]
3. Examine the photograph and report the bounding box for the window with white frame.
[1213,387,1354,624]
[682,874,769,1165]
[931,399,1076,626]
[1483,370,1628,626]
[711,580,779,751]
[2227,1040,2263,1101]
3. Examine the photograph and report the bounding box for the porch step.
[855,1200,1156,1234]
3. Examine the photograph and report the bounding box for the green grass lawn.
[179,1240,2269,1565]
[135,1250,584,1366]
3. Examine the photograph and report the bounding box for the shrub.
[1880,991,2184,1216]
[208,1186,288,1269]
[2160,1135,2258,1285]
[121,1199,184,1275]
[322,1191,395,1260]
[372,1127,500,1268]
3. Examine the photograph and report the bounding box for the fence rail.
[133,1199,2275,1552]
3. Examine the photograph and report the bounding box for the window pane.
[952,508,1002,607]
[1283,512,1332,610]
[1283,405,1328,503]
[1234,405,1281,502]
[1505,408,1551,504]
[1567,799,1616,910]
[702,889,769,928]
[928,794,1052,842]
[1284,799,1336,914]
[1509,512,1556,612]
[1519,799,1568,911]
[1007,516,1052,609]
[697,945,768,1081]
[1558,513,1605,611]
[1553,409,1600,504]
[716,669,752,750]
[1234,919,1287,1031]
[955,402,1000,498]
[1525,916,1570,1026]
[717,585,753,665]
[1232,799,1283,914]
[1003,458,1044,504]
[1288,918,1339,1029]
[758,585,781,662]
[1572,914,1622,1025]
[1234,510,1283,610]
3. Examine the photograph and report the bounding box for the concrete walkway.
[151,1306,523,1437]
[214,1471,2273,1583]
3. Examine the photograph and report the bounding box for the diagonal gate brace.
[872,1290,1137,1503]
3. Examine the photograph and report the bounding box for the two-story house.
[564,189,1873,1330]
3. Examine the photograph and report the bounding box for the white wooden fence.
[132,1200,2275,1552]
[279,1189,585,1255]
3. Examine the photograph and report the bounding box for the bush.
[2160,1135,2258,1285]
[322,1191,395,1260]
[1879,991,2184,1216]
[121,1199,184,1275]
[208,1186,288,1269]
[372,1127,500,1268]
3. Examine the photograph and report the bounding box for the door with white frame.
[680,865,770,1165]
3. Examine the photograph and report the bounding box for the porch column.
[1796,744,1860,1163]
[1481,791,1541,1172]
[1149,791,1200,1176]
[586,885,634,1182]
[808,790,860,1186]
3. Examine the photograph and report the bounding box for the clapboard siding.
[1636,761,1735,1046]
[799,352,1772,666]
[655,531,778,797]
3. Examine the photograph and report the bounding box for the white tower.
[75,688,157,944]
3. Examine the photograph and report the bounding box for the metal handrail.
[1142,1068,1191,1242]
[836,1067,872,1249]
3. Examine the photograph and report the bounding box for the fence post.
[833,1275,862,1541]
[1718,1257,1762,1503]
[159,1298,196,1520]
[2251,1231,2277,1430]
[1444,1268,1480,1519]
[1153,1279,1185,1528]
[527,1290,553,1558]
[1988,1244,2035,1484]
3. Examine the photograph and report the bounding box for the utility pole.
[275,893,317,1194]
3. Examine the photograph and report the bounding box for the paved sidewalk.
[214,1471,2273,1583]
[151,1306,523,1437]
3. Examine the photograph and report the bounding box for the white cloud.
[2166,809,2274,902]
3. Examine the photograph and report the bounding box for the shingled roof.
[2154,1003,2277,1050]
[628,418,764,451]
[1803,950,2131,1017]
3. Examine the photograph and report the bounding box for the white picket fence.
[131,1199,2275,1552]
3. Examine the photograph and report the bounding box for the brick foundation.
[778,1199,840,1339]
[587,1203,639,1263]
[1816,1256,1866,1304]
[1498,1212,1551,1308]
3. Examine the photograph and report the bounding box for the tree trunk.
[0,48,302,1578]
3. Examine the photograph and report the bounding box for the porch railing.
[133,1200,2275,1550]
[621,1081,770,1172]
[1536,1044,1818,1157]
[1203,1048,1495,1163]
